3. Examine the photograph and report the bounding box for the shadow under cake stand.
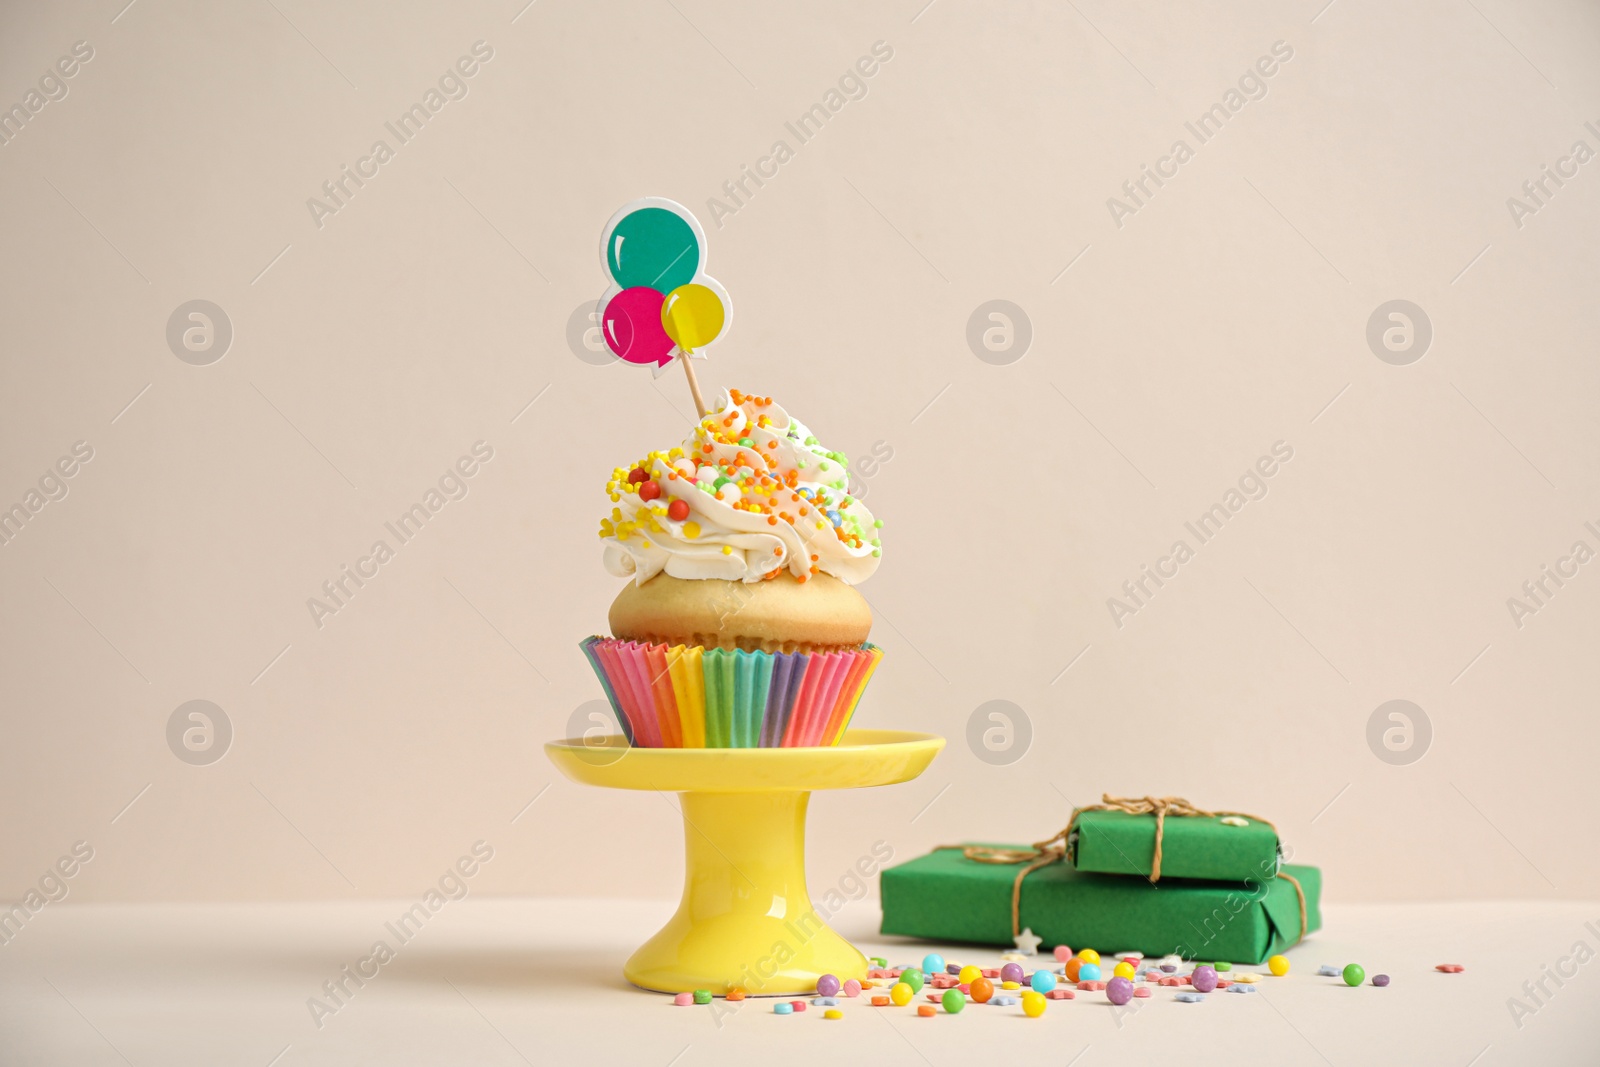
[545,728,944,995]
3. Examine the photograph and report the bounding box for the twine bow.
[937,793,1306,948]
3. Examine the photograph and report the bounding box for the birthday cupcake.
[583,389,884,748]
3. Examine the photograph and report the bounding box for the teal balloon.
[605,208,699,292]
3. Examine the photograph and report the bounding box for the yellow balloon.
[660,283,725,351]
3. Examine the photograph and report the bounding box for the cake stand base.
[545,729,944,996]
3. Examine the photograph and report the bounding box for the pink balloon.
[602,287,674,366]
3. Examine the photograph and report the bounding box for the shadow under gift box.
[880,845,1321,964]
[581,637,883,747]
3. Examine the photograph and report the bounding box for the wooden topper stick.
[679,349,708,418]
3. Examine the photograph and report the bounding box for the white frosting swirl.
[599,390,882,585]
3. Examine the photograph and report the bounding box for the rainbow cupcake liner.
[580,637,884,748]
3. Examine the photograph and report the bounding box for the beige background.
[1,0,1597,909]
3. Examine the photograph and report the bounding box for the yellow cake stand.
[545,728,944,995]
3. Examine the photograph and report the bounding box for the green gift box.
[1070,807,1281,883]
[880,844,1319,964]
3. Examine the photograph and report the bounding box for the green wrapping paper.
[880,845,1320,964]
[1070,809,1281,882]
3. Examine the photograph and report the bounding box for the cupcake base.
[581,636,883,748]
[608,572,873,653]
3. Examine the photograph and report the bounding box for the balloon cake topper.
[597,198,730,417]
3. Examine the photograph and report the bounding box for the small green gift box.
[880,844,1319,964]
[1070,804,1281,883]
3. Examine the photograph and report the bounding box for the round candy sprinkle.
[970,977,994,1003]
[958,965,982,985]
[1112,961,1137,980]
[692,989,711,1004]
[942,989,965,1014]
[628,468,649,484]
[922,954,946,976]
[1160,964,1178,973]
[667,498,689,521]
[1213,961,1232,972]
[890,982,913,1006]
[999,962,1024,984]
[916,1005,936,1017]
[1342,964,1365,987]
[824,1009,843,1019]
[1078,949,1101,965]
[1021,991,1047,1017]
[1054,944,1073,962]
[816,974,840,997]
[871,995,890,1006]
[1133,987,1152,998]
[1030,970,1057,993]
[1191,965,1218,993]
[1436,964,1465,973]
[1106,977,1134,1005]
[1372,974,1390,986]
[1268,955,1290,976]
[870,957,887,968]
[1063,958,1083,982]
[673,992,694,1006]
[900,968,925,993]
[1078,963,1102,983]
[1000,981,1020,990]
[727,989,746,1001]
[945,964,962,976]
[773,1002,793,1015]
[639,480,661,501]
[842,979,861,998]
[790,1000,807,1012]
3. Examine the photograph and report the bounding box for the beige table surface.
[2,897,1597,1066]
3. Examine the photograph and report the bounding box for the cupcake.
[583,389,884,747]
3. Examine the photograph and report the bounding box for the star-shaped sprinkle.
[1013,928,1042,956]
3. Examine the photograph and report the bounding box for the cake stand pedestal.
[545,728,943,995]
